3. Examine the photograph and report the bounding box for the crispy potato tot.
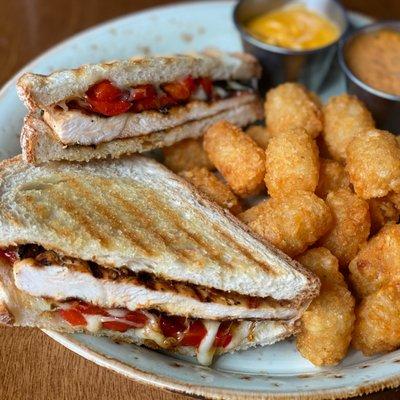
[265,128,319,197]
[265,83,323,139]
[296,248,355,366]
[389,192,400,211]
[239,191,332,257]
[179,167,242,214]
[245,125,272,149]
[318,189,370,267]
[322,94,374,162]
[369,197,400,234]
[346,129,400,199]
[349,224,400,297]
[163,138,213,173]
[238,199,269,225]
[203,121,266,198]
[353,284,400,356]
[315,158,351,199]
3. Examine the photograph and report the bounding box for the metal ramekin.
[233,0,349,93]
[338,21,400,134]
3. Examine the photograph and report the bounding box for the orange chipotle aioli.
[345,29,400,96]
[245,5,339,51]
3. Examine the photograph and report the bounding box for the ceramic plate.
[1,1,397,399]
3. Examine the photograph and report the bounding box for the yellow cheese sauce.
[245,5,339,51]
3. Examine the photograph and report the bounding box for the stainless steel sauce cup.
[338,21,400,134]
[233,0,348,93]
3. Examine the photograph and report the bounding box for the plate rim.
[44,330,400,399]
[1,2,396,398]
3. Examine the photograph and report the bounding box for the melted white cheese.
[85,315,103,333]
[197,320,220,366]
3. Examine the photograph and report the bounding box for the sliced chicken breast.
[44,93,257,146]
[13,255,297,321]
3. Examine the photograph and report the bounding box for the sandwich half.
[17,51,263,164]
[0,155,319,364]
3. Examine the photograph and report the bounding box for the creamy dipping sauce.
[345,29,400,96]
[245,5,339,51]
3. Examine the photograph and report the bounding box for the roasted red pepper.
[59,309,87,326]
[214,321,233,348]
[198,77,213,99]
[180,320,207,347]
[125,310,148,328]
[86,80,131,116]
[102,320,131,332]
[162,75,196,101]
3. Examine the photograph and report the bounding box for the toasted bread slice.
[21,100,263,164]
[0,154,319,303]
[17,51,261,110]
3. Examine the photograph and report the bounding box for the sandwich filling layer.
[0,246,293,365]
[55,301,237,365]
[46,77,257,145]
[8,246,295,320]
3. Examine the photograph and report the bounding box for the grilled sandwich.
[0,155,319,364]
[17,51,263,164]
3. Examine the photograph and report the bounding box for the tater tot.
[179,167,242,214]
[163,138,213,173]
[318,189,370,267]
[389,192,400,211]
[346,129,400,199]
[265,83,323,139]
[203,121,266,197]
[349,224,400,298]
[369,197,400,234]
[239,191,332,257]
[245,125,272,150]
[296,248,355,366]
[353,284,400,356]
[265,128,319,197]
[322,94,375,162]
[315,158,351,199]
[238,199,269,225]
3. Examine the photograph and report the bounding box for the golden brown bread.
[17,51,261,110]
[0,154,319,303]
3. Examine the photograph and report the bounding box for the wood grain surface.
[1,1,400,399]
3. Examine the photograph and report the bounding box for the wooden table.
[1,1,400,399]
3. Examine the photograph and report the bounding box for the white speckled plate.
[1,1,397,398]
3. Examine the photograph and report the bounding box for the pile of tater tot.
[162,82,400,367]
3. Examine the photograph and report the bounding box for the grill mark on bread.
[108,188,200,265]
[66,179,154,256]
[211,224,276,275]
[47,185,112,247]
[143,190,236,269]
